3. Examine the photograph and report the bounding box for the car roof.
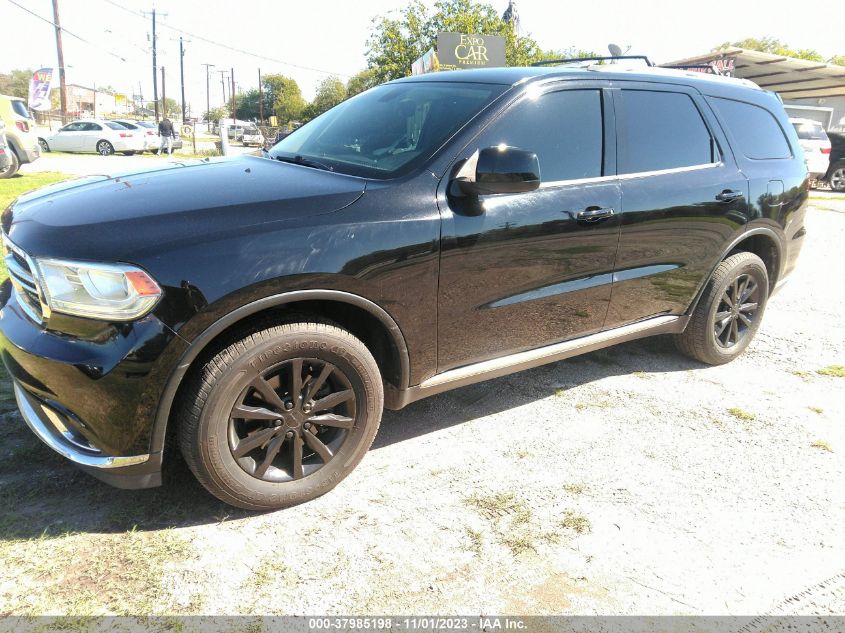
[390,64,763,95]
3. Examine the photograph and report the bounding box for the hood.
[2,155,366,261]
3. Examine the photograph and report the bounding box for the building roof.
[665,47,845,99]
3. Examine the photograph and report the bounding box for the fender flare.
[686,225,785,316]
[149,289,411,456]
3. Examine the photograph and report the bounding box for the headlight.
[35,258,162,321]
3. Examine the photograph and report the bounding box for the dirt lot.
[0,191,843,617]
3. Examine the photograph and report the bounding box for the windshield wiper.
[273,154,333,172]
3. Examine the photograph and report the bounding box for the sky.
[0,0,840,114]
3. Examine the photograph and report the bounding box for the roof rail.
[661,63,719,75]
[532,55,654,67]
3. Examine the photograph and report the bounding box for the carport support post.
[220,123,229,156]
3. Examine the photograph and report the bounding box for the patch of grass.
[575,399,612,411]
[789,369,815,383]
[817,365,845,378]
[563,483,585,495]
[554,387,568,397]
[465,491,526,518]
[464,526,484,555]
[0,527,192,614]
[808,406,824,415]
[728,407,756,421]
[632,371,652,380]
[497,533,535,556]
[243,559,289,594]
[512,448,532,460]
[560,511,592,535]
[810,440,833,453]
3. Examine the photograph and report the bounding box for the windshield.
[792,121,829,141]
[269,82,506,178]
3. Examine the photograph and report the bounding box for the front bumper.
[0,278,188,489]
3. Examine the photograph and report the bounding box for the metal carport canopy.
[664,47,845,99]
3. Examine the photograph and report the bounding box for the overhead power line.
[5,0,133,63]
[101,0,349,78]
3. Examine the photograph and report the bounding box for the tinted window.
[115,121,138,129]
[271,82,506,179]
[476,89,603,182]
[11,100,31,119]
[61,122,83,132]
[711,97,791,159]
[620,90,714,173]
[82,123,103,131]
[103,121,125,130]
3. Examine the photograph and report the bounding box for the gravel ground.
[0,193,843,617]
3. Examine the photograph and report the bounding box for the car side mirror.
[455,146,541,197]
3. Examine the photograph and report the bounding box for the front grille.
[2,234,45,323]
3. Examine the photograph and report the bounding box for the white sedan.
[38,119,146,156]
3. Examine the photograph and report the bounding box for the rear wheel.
[178,322,383,510]
[0,149,19,179]
[829,163,845,192]
[674,251,769,365]
[97,140,114,156]
[38,138,50,152]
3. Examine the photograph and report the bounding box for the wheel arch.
[150,289,410,457]
[686,226,784,316]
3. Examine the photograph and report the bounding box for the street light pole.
[179,36,186,121]
[202,63,214,131]
[258,68,263,125]
[151,8,158,121]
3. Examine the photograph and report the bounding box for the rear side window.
[711,98,791,159]
[103,121,126,130]
[619,90,715,174]
[11,100,31,119]
[477,89,604,182]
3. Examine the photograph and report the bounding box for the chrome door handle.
[576,207,615,222]
[716,189,744,202]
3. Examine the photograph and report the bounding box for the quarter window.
[710,97,791,160]
[476,89,604,182]
[619,90,715,174]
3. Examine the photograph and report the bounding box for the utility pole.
[179,37,186,121]
[161,66,166,119]
[202,63,214,128]
[231,67,236,123]
[151,8,158,120]
[258,68,263,125]
[218,71,228,107]
[51,0,68,124]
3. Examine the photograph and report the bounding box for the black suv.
[824,131,845,191]
[0,66,807,510]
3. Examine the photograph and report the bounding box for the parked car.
[241,125,264,147]
[790,117,831,180]
[0,120,11,176]
[115,120,184,152]
[0,64,808,510]
[38,118,146,155]
[0,94,41,178]
[823,131,845,192]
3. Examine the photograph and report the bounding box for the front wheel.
[97,140,114,156]
[178,322,383,510]
[674,251,769,365]
[38,138,50,152]
[0,150,20,179]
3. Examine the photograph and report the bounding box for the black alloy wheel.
[712,273,761,348]
[228,358,356,482]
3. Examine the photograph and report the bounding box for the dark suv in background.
[0,64,807,510]
[824,131,845,191]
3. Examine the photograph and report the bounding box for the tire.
[0,149,20,179]
[829,162,845,192]
[674,251,769,365]
[97,140,114,156]
[38,138,50,152]
[178,322,383,510]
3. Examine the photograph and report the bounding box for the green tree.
[262,74,305,124]
[365,0,591,84]
[228,88,261,121]
[203,106,228,123]
[714,37,824,61]
[346,68,381,97]
[0,68,34,98]
[303,76,347,121]
[828,55,845,66]
[146,97,179,117]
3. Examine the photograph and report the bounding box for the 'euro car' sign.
[436,32,506,70]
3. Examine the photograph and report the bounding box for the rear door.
[606,84,750,327]
[436,81,621,372]
[80,122,104,152]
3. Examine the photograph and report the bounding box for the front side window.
[710,97,791,160]
[61,122,83,132]
[473,89,604,182]
[270,82,506,179]
[619,90,715,174]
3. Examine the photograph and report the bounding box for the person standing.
[157,117,175,156]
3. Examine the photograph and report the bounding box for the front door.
[437,83,621,373]
[50,122,84,151]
